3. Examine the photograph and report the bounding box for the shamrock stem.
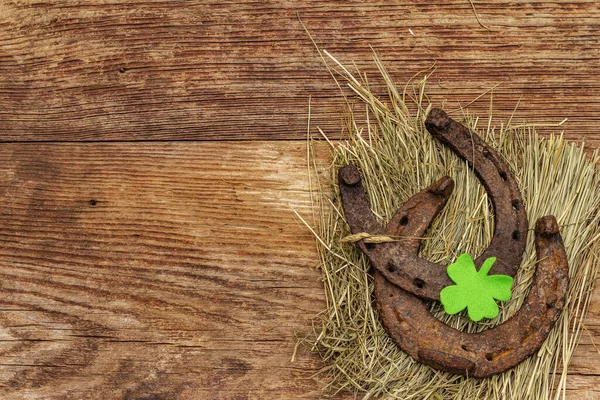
[478,257,497,276]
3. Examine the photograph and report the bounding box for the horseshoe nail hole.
[512,230,521,241]
[546,294,558,309]
[412,278,425,289]
[499,171,507,182]
[512,199,520,211]
[461,345,470,352]
[485,353,493,362]
[389,293,394,298]
[365,243,375,251]
[400,216,409,226]
[483,149,491,157]
[386,262,397,273]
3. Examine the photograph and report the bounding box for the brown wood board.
[0,1,599,143]
[0,142,596,399]
[0,1,598,398]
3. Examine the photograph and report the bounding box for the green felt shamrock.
[440,254,513,322]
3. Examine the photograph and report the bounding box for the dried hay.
[298,51,600,400]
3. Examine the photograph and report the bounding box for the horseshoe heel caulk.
[338,108,569,377]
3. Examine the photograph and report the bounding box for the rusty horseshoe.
[338,108,569,377]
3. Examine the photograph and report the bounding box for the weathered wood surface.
[0,1,599,399]
[0,1,600,143]
[0,142,597,399]
[0,142,324,399]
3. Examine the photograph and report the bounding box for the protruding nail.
[535,216,559,236]
[425,108,452,132]
[339,165,362,186]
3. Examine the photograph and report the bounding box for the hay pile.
[301,52,600,399]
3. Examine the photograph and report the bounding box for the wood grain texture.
[0,142,325,399]
[0,1,598,398]
[0,1,600,143]
[0,141,596,399]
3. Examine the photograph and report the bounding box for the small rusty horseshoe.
[338,108,569,377]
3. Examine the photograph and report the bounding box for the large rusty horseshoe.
[339,108,529,300]
[338,108,569,377]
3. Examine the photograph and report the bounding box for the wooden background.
[0,1,598,399]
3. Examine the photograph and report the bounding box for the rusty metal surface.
[339,169,457,298]
[425,108,529,276]
[374,215,568,378]
[338,111,529,301]
[338,108,569,377]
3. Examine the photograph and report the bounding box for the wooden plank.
[0,141,325,398]
[1,1,600,143]
[566,374,600,400]
[569,294,600,376]
[0,141,596,398]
